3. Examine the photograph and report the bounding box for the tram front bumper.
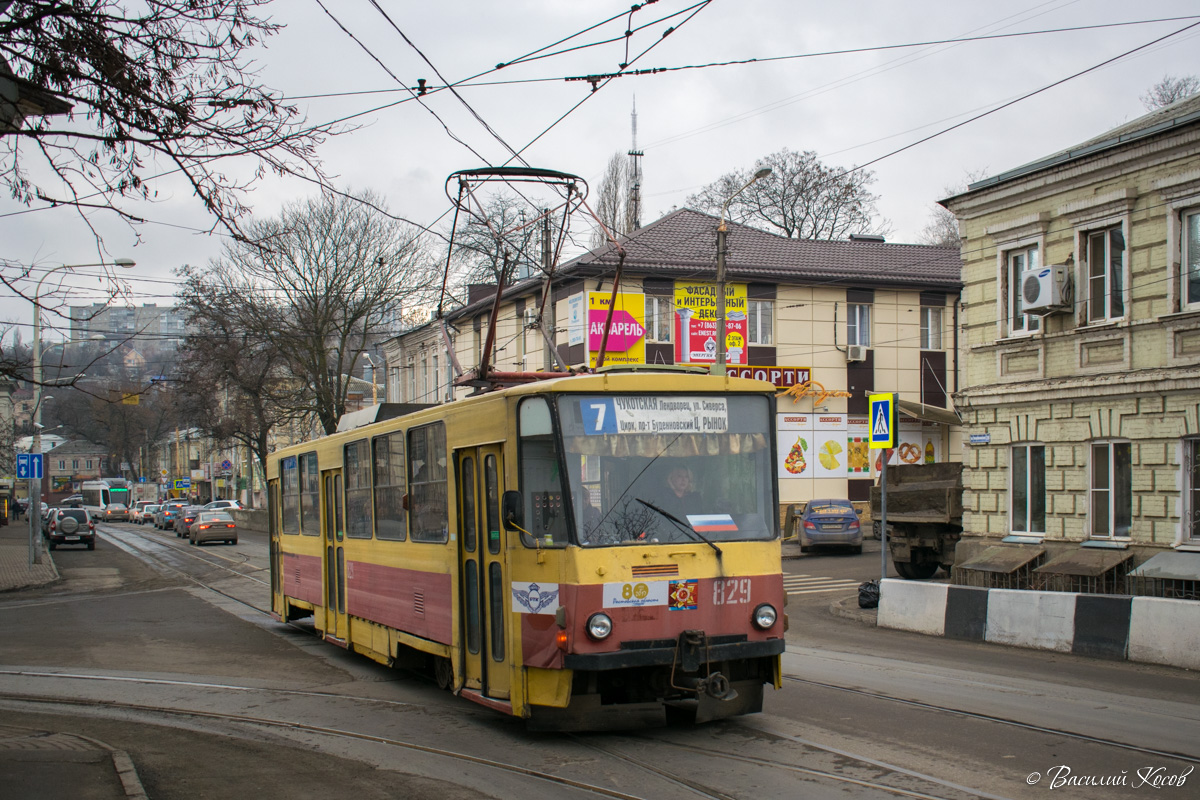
[563,636,784,671]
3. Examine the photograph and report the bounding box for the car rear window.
[60,510,89,522]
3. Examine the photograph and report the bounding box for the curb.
[829,593,877,625]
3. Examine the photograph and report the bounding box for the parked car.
[797,498,863,554]
[174,505,204,537]
[136,504,161,525]
[103,503,129,522]
[45,508,95,550]
[202,499,242,511]
[157,500,189,530]
[40,505,57,535]
[189,510,238,545]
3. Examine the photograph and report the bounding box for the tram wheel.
[434,657,452,690]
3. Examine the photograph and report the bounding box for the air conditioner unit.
[1021,264,1071,312]
[846,345,867,362]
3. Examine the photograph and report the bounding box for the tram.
[267,370,786,729]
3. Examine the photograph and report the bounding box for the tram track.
[781,674,1200,765]
[0,669,995,800]
[0,692,653,800]
[95,523,271,616]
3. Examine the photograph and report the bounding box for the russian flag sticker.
[686,514,738,533]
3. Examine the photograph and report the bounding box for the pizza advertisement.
[776,414,810,480]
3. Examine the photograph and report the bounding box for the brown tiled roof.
[446,209,961,320]
[570,209,961,289]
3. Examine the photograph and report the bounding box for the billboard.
[673,281,748,365]
[586,291,646,367]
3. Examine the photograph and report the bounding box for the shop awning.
[957,545,1044,574]
[1129,551,1200,581]
[1034,548,1133,577]
[896,399,961,427]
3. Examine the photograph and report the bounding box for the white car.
[202,499,242,511]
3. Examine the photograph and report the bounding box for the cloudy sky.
[3,0,1198,339]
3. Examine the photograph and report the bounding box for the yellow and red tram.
[268,371,786,728]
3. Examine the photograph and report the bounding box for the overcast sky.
[3,0,1198,340]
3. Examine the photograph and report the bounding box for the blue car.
[798,499,863,554]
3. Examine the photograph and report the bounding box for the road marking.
[783,574,862,595]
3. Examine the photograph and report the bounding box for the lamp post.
[713,168,772,376]
[28,258,135,564]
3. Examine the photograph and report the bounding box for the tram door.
[456,445,510,700]
[322,469,348,643]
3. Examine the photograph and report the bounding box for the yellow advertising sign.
[673,281,748,365]
[586,291,646,367]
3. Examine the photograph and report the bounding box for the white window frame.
[1084,225,1126,324]
[406,356,416,403]
[847,303,871,347]
[1184,438,1200,545]
[645,295,673,343]
[1006,244,1040,335]
[1089,440,1132,539]
[920,306,943,350]
[748,299,773,345]
[1182,207,1200,310]
[388,367,400,403]
[1010,443,1045,536]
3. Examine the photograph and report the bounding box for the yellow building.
[944,93,1200,588]
[384,209,961,515]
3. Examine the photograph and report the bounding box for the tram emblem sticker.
[511,582,559,614]
[668,580,698,611]
[603,581,668,608]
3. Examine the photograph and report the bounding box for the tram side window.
[373,432,407,541]
[344,439,372,539]
[281,456,300,535]
[518,397,568,548]
[300,452,320,536]
[408,422,448,542]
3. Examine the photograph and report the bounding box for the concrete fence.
[877,579,1198,670]
[229,509,268,535]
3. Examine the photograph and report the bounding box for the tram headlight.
[752,603,778,630]
[586,612,613,641]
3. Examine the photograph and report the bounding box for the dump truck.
[870,462,963,579]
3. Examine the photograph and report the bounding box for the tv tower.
[627,97,643,232]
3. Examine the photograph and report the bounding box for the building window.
[72,459,79,470]
[920,307,943,350]
[420,355,429,402]
[388,367,400,403]
[433,354,441,403]
[1010,444,1045,535]
[748,299,773,345]
[645,295,673,343]
[58,460,65,470]
[1183,209,1200,307]
[406,356,416,402]
[1085,227,1125,323]
[1090,441,1131,538]
[847,303,871,347]
[1007,245,1040,334]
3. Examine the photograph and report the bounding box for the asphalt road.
[0,521,1195,799]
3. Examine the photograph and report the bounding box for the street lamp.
[27,258,135,564]
[713,167,771,376]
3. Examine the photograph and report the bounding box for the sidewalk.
[0,520,58,592]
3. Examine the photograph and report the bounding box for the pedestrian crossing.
[783,573,862,596]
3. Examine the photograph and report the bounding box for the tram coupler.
[675,671,738,701]
[677,629,707,672]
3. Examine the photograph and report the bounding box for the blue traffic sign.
[16,453,43,480]
[869,393,896,449]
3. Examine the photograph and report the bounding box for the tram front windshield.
[556,394,775,547]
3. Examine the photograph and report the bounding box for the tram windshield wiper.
[635,498,723,557]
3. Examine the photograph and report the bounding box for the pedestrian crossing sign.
[869,393,896,449]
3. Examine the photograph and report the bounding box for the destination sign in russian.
[580,396,729,435]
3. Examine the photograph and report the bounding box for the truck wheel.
[895,561,938,580]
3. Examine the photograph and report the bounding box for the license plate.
[820,524,842,531]
[65,536,80,541]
